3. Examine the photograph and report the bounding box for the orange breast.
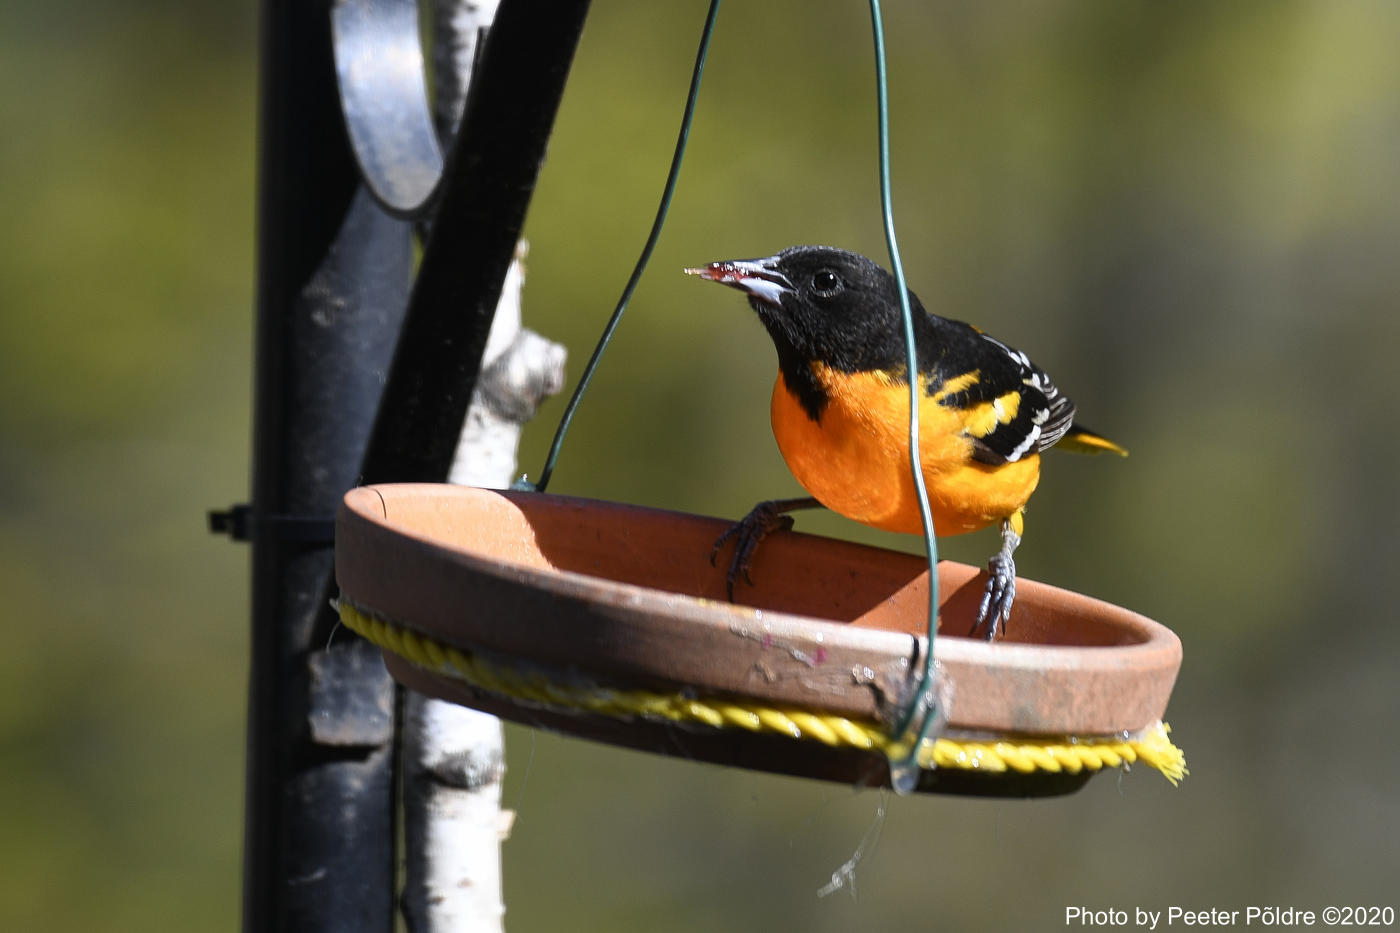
[769,366,1041,536]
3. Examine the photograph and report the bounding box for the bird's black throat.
[773,342,831,423]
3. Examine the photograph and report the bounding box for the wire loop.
[517,1,945,786]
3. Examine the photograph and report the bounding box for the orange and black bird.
[686,245,1126,639]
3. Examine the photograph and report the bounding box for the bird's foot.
[974,517,1022,641]
[975,552,1016,640]
[711,499,807,602]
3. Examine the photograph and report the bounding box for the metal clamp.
[331,0,445,217]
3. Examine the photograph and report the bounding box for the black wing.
[927,322,1076,465]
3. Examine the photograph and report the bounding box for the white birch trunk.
[402,2,567,929]
[402,248,565,933]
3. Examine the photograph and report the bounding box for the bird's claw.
[711,501,797,602]
[972,517,1023,641]
[974,551,1016,640]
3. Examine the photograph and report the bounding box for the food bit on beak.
[685,259,792,306]
[683,262,734,282]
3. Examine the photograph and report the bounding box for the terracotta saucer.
[335,484,1181,795]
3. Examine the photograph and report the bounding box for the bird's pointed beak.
[684,257,793,307]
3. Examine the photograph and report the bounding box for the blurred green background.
[4,0,1398,929]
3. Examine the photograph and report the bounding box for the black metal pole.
[244,0,410,929]
[236,2,593,931]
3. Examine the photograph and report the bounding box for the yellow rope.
[337,599,1187,785]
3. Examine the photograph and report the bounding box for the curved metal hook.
[332,0,445,218]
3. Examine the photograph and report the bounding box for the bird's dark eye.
[811,269,843,297]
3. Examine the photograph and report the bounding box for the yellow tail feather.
[1057,426,1128,456]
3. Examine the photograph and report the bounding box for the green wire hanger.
[517,0,944,793]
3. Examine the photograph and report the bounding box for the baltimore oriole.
[687,245,1126,639]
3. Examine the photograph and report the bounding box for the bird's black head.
[686,245,924,377]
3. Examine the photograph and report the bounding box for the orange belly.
[770,368,1041,536]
